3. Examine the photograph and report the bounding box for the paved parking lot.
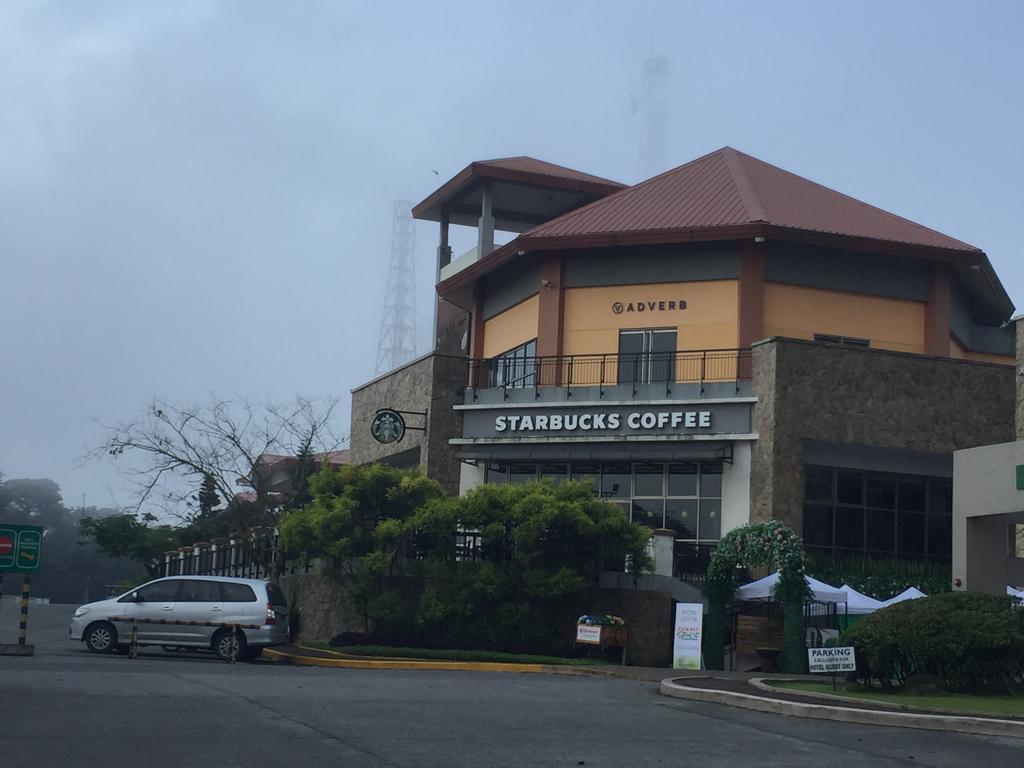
[1,599,1022,767]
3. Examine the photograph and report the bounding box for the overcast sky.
[2,0,1022,509]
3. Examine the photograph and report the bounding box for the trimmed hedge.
[841,592,1024,693]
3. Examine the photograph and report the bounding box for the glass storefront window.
[485,463,508,484]
[700,462,723,498]
[601,463,631,499]
[865,509,895,552]
[508,465,537,484]
[631,499,664,529]
[836,471,863,505]
[835,507,864,550]
[668,463,698,497]
[698,499,721,540]
[633,463,664,496]
[540,464,568,484]
[571,463,600,494]
[665,499,697,539]
[804,465,952,563]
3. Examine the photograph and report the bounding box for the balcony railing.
[468,348,752,400]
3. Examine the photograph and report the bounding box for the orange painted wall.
[561,280,739,356]
[763,283,925,353]
[482,294,539,357]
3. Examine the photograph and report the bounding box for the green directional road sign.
[0,523,44,573]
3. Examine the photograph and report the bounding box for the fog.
[2,0,1022,508]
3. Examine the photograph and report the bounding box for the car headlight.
[74,606,89,618]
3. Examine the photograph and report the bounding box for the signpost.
[0,522,44,656]
[672,603,704,670]
[807,646,856,691]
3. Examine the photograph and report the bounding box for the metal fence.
[468,348,752,399]
[156,529,279,580]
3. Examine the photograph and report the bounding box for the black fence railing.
[157,529,279,580]
[468,348,752,399]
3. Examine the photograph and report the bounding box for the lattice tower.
[635,54,670,180]
[375,200,418,374]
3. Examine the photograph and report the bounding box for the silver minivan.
[69,576,290,660]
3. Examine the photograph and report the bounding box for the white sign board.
[576,625,602,645]
[672,603,704,670]
[808,646,856,674]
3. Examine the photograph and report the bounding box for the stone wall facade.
[751,337,1015,532]
[349,353,467,495]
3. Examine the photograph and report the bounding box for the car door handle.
[210,607,222,612]
[161,605,173,611]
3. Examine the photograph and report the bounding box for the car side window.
[221,583,257,602]
[179,580,221,602]
[132,580,181,602]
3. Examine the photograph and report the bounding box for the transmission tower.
[375,200,418,374]
[635,54,670,180]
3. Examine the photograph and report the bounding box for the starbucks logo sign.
[371,409,406,444]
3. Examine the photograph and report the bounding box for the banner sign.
[672,603,703,670]
[808,646,856,674]
[576,625,602,645]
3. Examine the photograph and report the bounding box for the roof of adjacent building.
[524,147,980,253]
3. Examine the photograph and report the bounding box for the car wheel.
[212,628,247,662]
[84,622,117,654]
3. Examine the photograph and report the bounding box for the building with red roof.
[351,147,1015,581]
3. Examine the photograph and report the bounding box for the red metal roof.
[473,156,625,190]
[522,147,980,252]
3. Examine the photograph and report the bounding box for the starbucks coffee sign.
[460,401,752,440]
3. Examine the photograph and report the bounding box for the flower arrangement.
[577,613,626,627]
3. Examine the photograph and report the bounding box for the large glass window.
[480,460,726,542]
[618,328,676,384]
[489,339,537,389]
[803,465,952,562]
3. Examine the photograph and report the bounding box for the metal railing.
[157,529,279,580]
[468,348,752,400]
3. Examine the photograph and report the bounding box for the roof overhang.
[413,161,625,233]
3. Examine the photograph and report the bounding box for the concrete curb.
[264,646,554,674]
[658,677,1024,738]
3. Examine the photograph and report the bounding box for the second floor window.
[489,338,537,388]
[618,328,677,384]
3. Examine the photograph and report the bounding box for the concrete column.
[477,182,495,258]
[924,262,951,357]
[437,210,452,271]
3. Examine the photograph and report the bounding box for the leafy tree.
[281,469,652,653]
[0,473,146,602]
[79,512,188,576]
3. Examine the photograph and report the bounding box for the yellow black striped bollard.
[17,575,31,646]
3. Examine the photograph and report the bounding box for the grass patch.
[769,680,1024,717]
[313,644,612,666]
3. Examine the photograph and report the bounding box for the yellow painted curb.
[264,646,551,673]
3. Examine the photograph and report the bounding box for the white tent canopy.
[734,572,846,604]
[838,583,886,615]
[880,586,927,606]
[1007,585,1024,599]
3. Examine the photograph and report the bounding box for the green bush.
[841,592,1024,693]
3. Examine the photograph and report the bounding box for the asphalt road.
[1,599,1022,768]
